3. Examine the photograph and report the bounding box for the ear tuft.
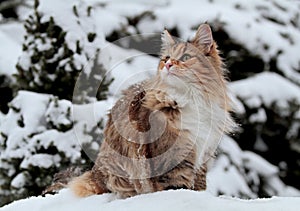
[161,29,175,49]
[192,24,214,54]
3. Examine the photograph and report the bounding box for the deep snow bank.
[1,189,300,211]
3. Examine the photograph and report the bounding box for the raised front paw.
[143,90,178,111]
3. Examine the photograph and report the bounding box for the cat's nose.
[165,62,173,70]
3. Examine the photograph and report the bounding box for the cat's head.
[157,24,225,95]
[156,24,236,135]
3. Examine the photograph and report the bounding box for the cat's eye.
[163,56,170,62]
[180,54,192,62]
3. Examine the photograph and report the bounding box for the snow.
[208,136,300,198]
[29,130,82,163]
[243,151,278,177]
[208,154,256,198]
[73,97,114,131]
[20,154,61,169]
[91,0,300,85]
[46,99,73,128]
[249,108,267,123]
[230,72,300,108]
[0,90,113,191]
[10,173,26,189]
[1,189,300,211]
[99,42,158,96]
[39,0,104,51]
[92,8,128,36]
[0,28,23,76]
[0,21,24,78]
[0,22,25,45]
[16,0,105,78]
[1,0,300,208]
[0,91,49,155]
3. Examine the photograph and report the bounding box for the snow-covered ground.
[1,189,300,211]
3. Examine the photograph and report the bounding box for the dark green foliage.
[87,32,96,42]
[16,5,71,99]
[0,0,19,19]
[0,0,113,206]
[0,92,103,206]
[15,0,112,102]
[0,75,13,113]
[15,2,78,100]
[235,100,300,191]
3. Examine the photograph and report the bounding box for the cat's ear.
[192,24,214,55]
[161,29,175,49]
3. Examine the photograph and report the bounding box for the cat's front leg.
[143,90,178,111]
[194,164,207,191]
[153,159,197,191]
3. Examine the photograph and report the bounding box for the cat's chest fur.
[161,86,216,167]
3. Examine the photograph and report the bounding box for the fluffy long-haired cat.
[47,24,236,198]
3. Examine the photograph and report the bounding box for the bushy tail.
[44,167,108,197]
[68,171,107,197]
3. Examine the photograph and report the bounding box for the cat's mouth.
[160,66,178,78]
[166,67,177,75]
[160,66,189,88]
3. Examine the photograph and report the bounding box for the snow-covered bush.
[15,0,111,102]
[0,91,110,206]
[209,136,300,198]
[230,72,300,192]
[0,0,114,205]
[1,0,300,207]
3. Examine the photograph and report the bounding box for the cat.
[47,24,236,198]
